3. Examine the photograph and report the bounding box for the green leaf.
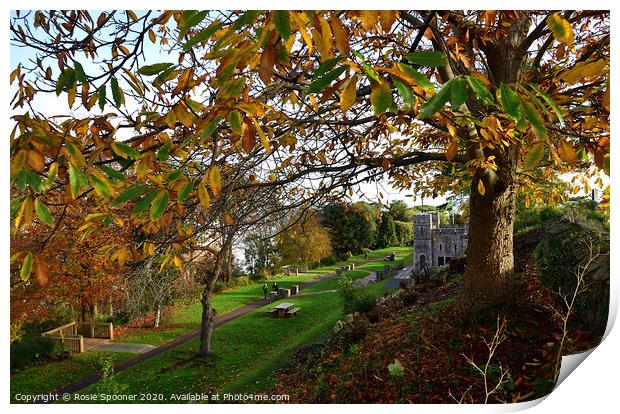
[132,190,159,215]
[111,77,122,107]
[138,63,175,76]
[202,116,222,139]
[68,163,84,198]
[34,199,53,226]
[20,252,33,282]
[397,63,434,93]
[178,10,209,40]
[98,84,106,111]
[449,76,468,109]
[498,83,523,122]
[307,65,349,94]
[314,57,345,79]
[521,98,548,140]
[111,141,140,160]
[387,359,404,377]
[404,51,446,67]
[158,141,173,162]
[97,165,128,183]
[177,181,194,204]
[55,68,76,96]
[218,77,246,99]
[419,79,453,119]
[165,170,183,183]
[150,190,170,221]
[273,10,291,40]
[74,61,87,83]
[111,184,150,207]
[370,80,393,116]
[231,10,261,31]
[183,21,225,52]
[528,83,565,127]
[524,142,546,169]
[11,196,26,219]
[604,154,610,176]
[353,51,381,83]
[391,76,416,109]
[229,110,242,134]
[465,76,494,106]
[88,173,112,199]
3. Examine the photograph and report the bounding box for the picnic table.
[268,302,301,318]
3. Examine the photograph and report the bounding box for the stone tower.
[413,212,438,271]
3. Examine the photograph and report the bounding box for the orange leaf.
[34,254,48,287]
[241,117,257,153]
[477,179,486,196]
[445,140,458,162]
[330,15,350,55]
[259,43,276,85]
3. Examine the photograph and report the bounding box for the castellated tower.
[413,212,468,271]
[413,212,437,271]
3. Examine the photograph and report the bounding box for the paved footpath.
[43,262,367,401]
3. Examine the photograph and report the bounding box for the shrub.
[336,276,377,315]
[96,356,128,396]
[10,335,58,371]
[212,280,228,293]
[320,255,338,267]
[337,251,353,261]
[233,275,252,288]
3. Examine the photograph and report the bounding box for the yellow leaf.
[360,10,378,31]
[308,95,319,112]
[477,179,486,196]
[208,165,222,197]
[224,212,234,225]
[557,139,577,163]
[546,13,574,46]
[561,60,608,85]
[67,85,76,108]
[290,11,313,55]
[198,183,211,210]
[340,75,357,112]
[253,119,271,153]
[27,150,45,172]
[173,255,184,272]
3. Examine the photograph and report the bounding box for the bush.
[10,335,58,371]
[232,275,252,288]
[337,251,353,261]
[212,280,228,293]
[320,255,338,267]
[337,276,377,315]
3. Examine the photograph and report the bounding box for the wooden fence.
[42,321,114,353]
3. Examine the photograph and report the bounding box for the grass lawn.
[115,246,412,346]
[10,351,133,403]
[72,276,400,402]
[303,270,370,293]
[73,292,346,401]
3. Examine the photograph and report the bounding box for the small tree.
[376,213,398,248]
[276,213,333,266]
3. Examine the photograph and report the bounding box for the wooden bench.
[267,308,278,316]
[286,307,301,317]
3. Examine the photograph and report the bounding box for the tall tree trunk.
[462,176,518,305]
